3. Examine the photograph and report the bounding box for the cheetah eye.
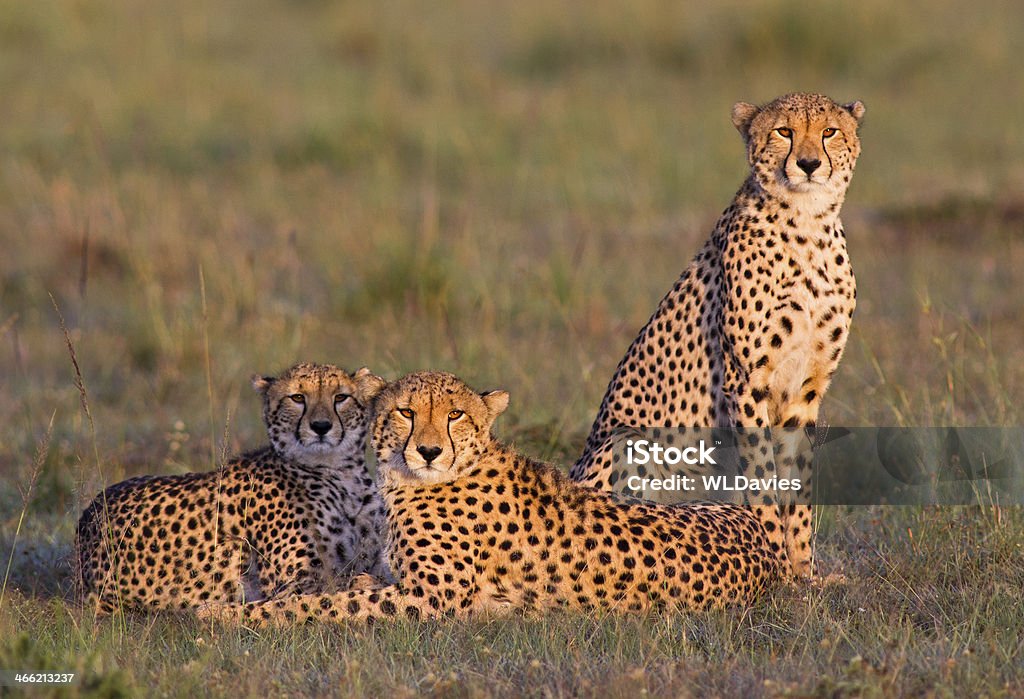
[398,408,414,419]
[289,394,305,404]
[448,410,464,420]
[822,127,837,138]
[334,393,351,404]
[775,127,793,138]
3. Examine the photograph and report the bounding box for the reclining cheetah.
[76,363,389,614]
[569,93,865,580]
[198,371,778,626]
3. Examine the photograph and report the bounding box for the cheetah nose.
[416,445,443,463]
[310,420,333,436]
[796,158,821,176]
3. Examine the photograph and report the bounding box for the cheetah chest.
[765,237,855,415]
[296,471,376,572]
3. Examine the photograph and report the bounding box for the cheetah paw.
[195,601,243,623]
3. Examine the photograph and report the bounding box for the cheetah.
[568,93,865,580]
[198,371,778,627]
[76,363,389,614]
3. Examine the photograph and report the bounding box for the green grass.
[1,0,1023,696]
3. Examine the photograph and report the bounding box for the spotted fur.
[76,363,390,614]
[199,371,778,627]
[569,93,865,580]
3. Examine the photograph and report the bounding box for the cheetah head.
[731,92,865,209]
[253,363,386,465]
[371,371,509,486]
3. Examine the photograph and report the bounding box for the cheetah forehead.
[374,371,487,415]
[262,363,358,401]
[748,92,864,134]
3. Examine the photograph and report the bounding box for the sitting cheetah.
[569,93,866,580]
[76,363,389,614]
[198,371,778,626]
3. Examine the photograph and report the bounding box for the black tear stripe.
[332,400,346,441]
[333,401,346,440]
[293,400,308,444]
[401,414,414,460]
[446,419,457,467]
[822,134,834,178]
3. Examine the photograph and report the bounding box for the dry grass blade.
[1,410,55,608]
[199,264,217,471]
[49,293,104,503]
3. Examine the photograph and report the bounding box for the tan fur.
[570,93,865,580]
[76,363,390,614]
[199,372,778,627]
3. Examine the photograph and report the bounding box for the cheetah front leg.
[732,361,803,579]
[247,532,331,600]
[733,421,791,576]
[202,533,481,627]
[734,377,826,581]
[199,580,478,627]
[235,483,335,599]
[772,381,828,581]
[769,424,815,580]
[347,572,389,590]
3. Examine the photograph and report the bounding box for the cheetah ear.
[843,100,866,124]
[251,374,275,395]
[731,101,759,141]
[480,390,510,422]
[353,367,387,404]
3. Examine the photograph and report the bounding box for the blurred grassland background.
[1,0,1023,697]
